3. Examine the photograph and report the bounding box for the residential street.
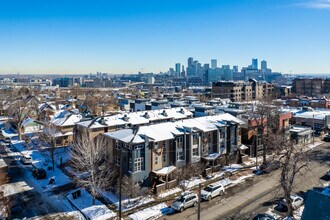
[0,144,83,220]
[162,142,330,220]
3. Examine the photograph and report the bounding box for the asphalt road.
[162,142,330,220]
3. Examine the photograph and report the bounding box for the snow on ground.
[157,187,182,198]
[128,203,169,220]
[11,140,72,188]
[100,190,155,211]
[307,141,323,149]
[180,176,206,189]
[231,174,254,185]
[67,188,116,220]
[222,164,243,173]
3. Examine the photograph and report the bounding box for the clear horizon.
[1,0,330,74]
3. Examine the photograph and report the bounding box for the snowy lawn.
[157,188,182,198]
[67,188,116,220]
[100,190,155,211]
[128,203,172,220]
[180,176,206,189]
[222,164,243,173]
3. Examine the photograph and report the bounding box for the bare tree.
[271,132,308,218]
[174,162,205,192]
[39,123,61,171]
[247,97,279,164]
[70,132,117,205]
[6,88,39,140]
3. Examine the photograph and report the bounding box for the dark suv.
[32,168,47,179]
[324,135,330,142]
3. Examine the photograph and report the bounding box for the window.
[177,151,184,161]
[155,155,159,165]
[115,156,120,166]
[134,157,144,172]
[115,141,120,150]
[193,134,199,145]
[162,142,167,163]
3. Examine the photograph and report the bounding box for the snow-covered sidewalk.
[100,190,155,211]
[128,203,172,220]
[306,141,322,149]
[66,188,116,220]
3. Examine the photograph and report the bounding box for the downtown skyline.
[1,0,330,74]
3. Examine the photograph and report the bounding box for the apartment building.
[211,80,275,102]
[103,113,244,192]
[292,78,324,96]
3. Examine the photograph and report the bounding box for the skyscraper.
[175,63,181,76]
[211,59,217,69]
[181,65,186,77]
[261,60,267,70]
[188,57,194,67]
[252,58,258,70]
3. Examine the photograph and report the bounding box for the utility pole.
[197,183,201,220]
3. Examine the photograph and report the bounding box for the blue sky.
[0,0,330,74]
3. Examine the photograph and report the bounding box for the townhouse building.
[103,113,244,192]
[75,107,193,140]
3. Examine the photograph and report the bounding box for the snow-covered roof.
[104,113,244,144]
[50,110,82,127]
[153,166,176,176]
[22,118,38,127]
[294,110,330,120]
[38,102,56,112]
[202,153,220,160]
[76,107,193,129]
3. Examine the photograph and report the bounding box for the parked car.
[253,213,276,220]
[323,135,330,142]
[20,155,32,165]
[275,194,304,212]
[32,168,47,179]
[201,183,225,201]
[171,192,198,212]
[252,169,270,175]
